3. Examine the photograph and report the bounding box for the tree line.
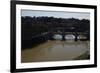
[22,16,90,34]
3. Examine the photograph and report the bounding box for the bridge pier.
[62,34,66,41]
[74,32,78,42]
[62,31,66,41]
[74,35,78,41]
[48,32,54,40]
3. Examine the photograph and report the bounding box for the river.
[21,39,90,63]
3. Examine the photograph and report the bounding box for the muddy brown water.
[21,40,89,63]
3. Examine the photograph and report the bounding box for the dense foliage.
[22,16,90,34]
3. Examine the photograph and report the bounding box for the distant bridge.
[32,31,89,42]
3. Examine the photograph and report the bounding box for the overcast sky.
[21,10,90,20]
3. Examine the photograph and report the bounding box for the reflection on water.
[21,40,90,63]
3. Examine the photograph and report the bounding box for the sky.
[21,10,90,20]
